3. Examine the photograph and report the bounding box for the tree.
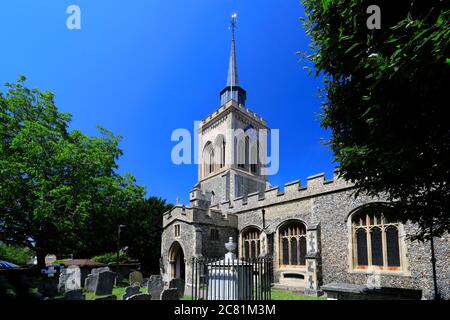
[0,76,145,268]
[0,243,33,265]
[301,0,450,240]
[119,197,173,275]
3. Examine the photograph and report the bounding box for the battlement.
[227,170,353,213]
[199,100,267,129]
[163,205,238,229]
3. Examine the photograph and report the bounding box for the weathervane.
[230,12,237,38]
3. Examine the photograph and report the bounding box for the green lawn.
[84,286,127,300]
[271,290,325,300]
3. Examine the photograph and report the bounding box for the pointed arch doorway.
[169,241,185,280]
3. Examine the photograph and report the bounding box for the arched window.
[202,142,215,177]
[214,135,226,169]
[221,140,226,168]
[279,221,306,267]
[241,227,260,259]
[250,142,258,174]
[237,136,245,169]
[352,211,402,269]
[244,136,250,170]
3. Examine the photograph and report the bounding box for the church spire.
[227,13,239,87]
[220,13,246,106]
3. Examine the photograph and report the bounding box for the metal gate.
[191,257,272,300]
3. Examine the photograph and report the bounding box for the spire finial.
[230,12,237,39]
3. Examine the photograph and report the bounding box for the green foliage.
[301,0,450,239]
[0,76,146,265]
[119,197,173,275]
[91,252,128,264]
[0,242,33,265]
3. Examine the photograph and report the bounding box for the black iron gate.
[191,257,272,300]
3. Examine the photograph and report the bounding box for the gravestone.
[84,274,98,292]
[85,267,110,292]
[64,266,81,291]
[160,288,179,300]
[169,278,185,298]
[128,293,152,300]
[123,285,141,300]
[94,270,116,295]
[64,289,85,300]
[129,271,144,287]
[147,275,164,300]
[96,295,117,300]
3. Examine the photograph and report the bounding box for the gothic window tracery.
[352,211,402,269]
[241,227,260,259]
[279,221,306,267]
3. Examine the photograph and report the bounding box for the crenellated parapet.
[227,170,353,213]
[163,205,238,229]
[199,100,267,132]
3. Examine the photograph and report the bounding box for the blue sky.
[0,0,336,204]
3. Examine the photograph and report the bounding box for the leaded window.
[352,211,402,270]
[279,221,306,267]
[241,228,260,259]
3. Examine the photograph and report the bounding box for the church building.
[160,16,449,300]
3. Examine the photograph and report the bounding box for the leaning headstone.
[147,275,164,300]
[123,285,141,300]
[160,288,180,300]
[96,295,117,300]
[169,278,185,298]
[94,270,116,296]
[84,274,98,292]
[128,293,152,300]
[64,289,85,300]
[129,271,144,287]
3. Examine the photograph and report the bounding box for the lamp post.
[117,225,126,272]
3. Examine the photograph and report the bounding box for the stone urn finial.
[225,237,237,253]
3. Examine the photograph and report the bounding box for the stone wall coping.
[199,100,267,130]
[284,179,300,187]
[163,206,238,229]
[228,173,353,214]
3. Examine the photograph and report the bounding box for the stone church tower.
[190,16,269,207]
[160,15,450,300]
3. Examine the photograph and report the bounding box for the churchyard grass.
[84,286,127,300]
[271,290,325,300]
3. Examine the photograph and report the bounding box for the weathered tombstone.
[96,295,117,300]
[64,289,85,300]
[160,288,180,300]
[123,285,141,300]
[128,293,152,300]
[169,278,185,298]
[64,266,81,291]
[147,275,164,300]
[129,271,144,287]
[84,274,98,292]
[94,270,116,296]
